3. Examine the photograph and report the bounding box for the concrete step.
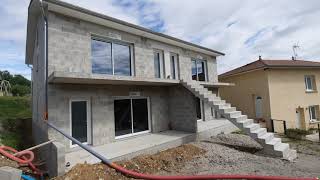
[244,123,260,132]
[220,107,237,114]
[214,103,231,109]
[238,119,253,127]
[257,133,274,144]
[250,128,267,138]
[274,142,290,157]
[230,115,247,122]
[226,111,242,118]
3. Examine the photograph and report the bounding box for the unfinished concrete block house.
[26,0,297,176]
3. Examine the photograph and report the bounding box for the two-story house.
[26,0,296,176]
[219,58,320,133]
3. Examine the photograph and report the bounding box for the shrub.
[286,128,311,140]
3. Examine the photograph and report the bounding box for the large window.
[305,75,316,92]
[192,59,207,81]
[154,50,165,78]
[91,38,132,76]
[309,105,318,122]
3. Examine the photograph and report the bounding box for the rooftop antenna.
[292,42,300,60]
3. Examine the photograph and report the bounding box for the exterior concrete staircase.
[181,79,297,161]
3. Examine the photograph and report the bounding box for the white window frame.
[309,105,317,122]
[153,49,165,79]
[91,36,135,76]
[170,53,179,80]
[192,59,208,82]
[69,99,92,148]
[113,96,151,140]
[305,75,315,92]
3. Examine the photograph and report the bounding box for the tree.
[11,84,30,96]
[0,70,31,97]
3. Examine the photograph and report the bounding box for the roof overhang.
[25,0,224,65]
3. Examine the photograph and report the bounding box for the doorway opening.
[255,96,263,119]
[196,97,204,121]
[70,99,91,147]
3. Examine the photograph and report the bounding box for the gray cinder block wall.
[168,85,197,132]
[47,11,218,83]
[48,84,171,152]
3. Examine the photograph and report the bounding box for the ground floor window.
[309,105,317,122]
[114,98,150,138]
[70,100,91,146]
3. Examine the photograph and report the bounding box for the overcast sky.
[1,0,320,79]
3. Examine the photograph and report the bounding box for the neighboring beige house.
[219,58,320,133]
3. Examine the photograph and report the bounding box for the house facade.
[219,59,320,133]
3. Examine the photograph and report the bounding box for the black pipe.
[45,11,48,120]
[46,122,112,165]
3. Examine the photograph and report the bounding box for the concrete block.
[48,141,66,178]
[0,166,22,180]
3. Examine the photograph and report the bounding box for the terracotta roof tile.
[219,59,320,78]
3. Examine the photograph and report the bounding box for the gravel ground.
[158,134,320,178]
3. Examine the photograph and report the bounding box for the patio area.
[65,119,237,171]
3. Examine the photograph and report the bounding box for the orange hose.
[0,146,43,175]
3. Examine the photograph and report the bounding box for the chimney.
[259,55,262,60]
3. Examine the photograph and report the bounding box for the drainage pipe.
[46,122,318,180]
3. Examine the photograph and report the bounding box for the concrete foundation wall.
[168,86,197,133]
[47,11,218,83]
[48,142,65,177]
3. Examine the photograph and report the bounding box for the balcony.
[48,71,233,87]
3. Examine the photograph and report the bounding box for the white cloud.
[147,0,320,73]
[1,0,320,79]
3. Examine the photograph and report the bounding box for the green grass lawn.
[0,96,32,149]
[0,96,31,120]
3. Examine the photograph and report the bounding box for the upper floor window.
[154,50,165,78]
[192,59,207,81]
[91,38,132,76]
[309,105,318,122]
[170,53,179,80]
[305,75,316,92]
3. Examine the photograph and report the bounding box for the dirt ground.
[54,144,205,180]
[55,134,320,180]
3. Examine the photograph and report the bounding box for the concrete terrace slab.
[65,130,195,171]
[65,119,237,171]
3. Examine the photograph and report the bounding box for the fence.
[270,119,287,134]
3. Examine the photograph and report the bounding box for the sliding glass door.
[114,98,150,138]
[191,59,207,81]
